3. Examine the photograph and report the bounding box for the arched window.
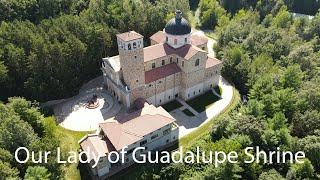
[185,38,187,43]
[195,59,199,66]
[133,42,137,49]
[128,44,131,50]
[174,39,177,45]
[166,36,168,42]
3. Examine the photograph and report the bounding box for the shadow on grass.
[186,91,220,113]
[162,100,183,112]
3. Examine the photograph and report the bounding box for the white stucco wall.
[165,31,191,49]
[146,87,180,106]
[184,82,204,100]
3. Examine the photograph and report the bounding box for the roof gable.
[145,63,181,84]
[143,43,205,62]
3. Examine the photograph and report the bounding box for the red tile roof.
[99,113,175,150]
[145,63,181,84]
[150,31,165,43]
[79,134,114,162]
[117,31,143,41]
[143,43,205,62]
[191,35,208,46]
[150,31,208,46]
[206,54,223,68]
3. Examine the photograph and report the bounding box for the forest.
[0,0,320,179]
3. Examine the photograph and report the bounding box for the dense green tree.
[0,99,62,178]
[286,159,314,180]
[283,43,318,77]
[0,104,40,153]
[204,162,243,179]
[0,161,19,180]
[0,148,12,163]
[234,115,265,145]
[0,61,7,82]
[198,0,228,29]
[221,46,250,94]
[297,136,320,171]
[241,99,265,118]
[24,166,51,180]
[216,10,259,49]
[306,11,320,39]
[211,115,233,141]
[259,169,285,180]
[271,6,292,28]
[292,110,320,137]
[248,54,276,88]
[280,65,303,90]
[7,97,44,136]
[256,0,285,19]
[296,81,320,112]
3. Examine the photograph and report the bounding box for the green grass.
[186,91,220,113]
[43,117,92,180]
[182,109,195,116]
[116,87,240,179]
[162,100,183,112]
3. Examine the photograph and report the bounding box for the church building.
[79,10,223,179]
[101,10,222,108]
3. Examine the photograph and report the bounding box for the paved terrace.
[53,76,122,131]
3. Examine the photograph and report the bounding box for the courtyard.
[167,76,233,137]
[53,77,122,131]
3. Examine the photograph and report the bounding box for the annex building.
[79,10,222,179]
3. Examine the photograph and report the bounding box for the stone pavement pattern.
[54,76,122,131]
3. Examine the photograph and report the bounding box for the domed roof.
[165,10,191,35]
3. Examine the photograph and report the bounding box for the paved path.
[176,98,199,116]
[172,77,233,138]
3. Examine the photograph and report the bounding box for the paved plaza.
[54,77,122,131]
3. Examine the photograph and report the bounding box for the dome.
[165,10,191,35]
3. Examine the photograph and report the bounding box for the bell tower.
[117,31,145,91]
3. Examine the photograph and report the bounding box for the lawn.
[182,108,195,116]
[161,100,183,112]
[186,91,220,113]
[43,117,92,180]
